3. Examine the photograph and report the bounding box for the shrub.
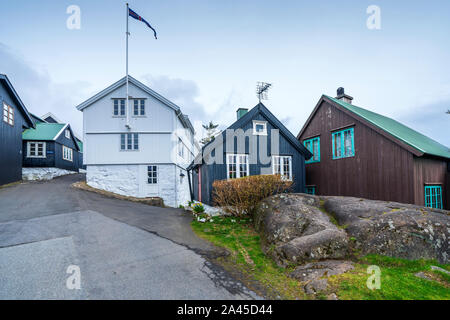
[193,202,205,213]
[212,174,292,216]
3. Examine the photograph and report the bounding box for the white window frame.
[27,142,46,158]
[120,133,139,151]
[272,155,293,181]
[133,99,146,117]
[62,146,73,162]
[252,120,267,136]
[65,129,71,139]
[3,102,14,126]
[178,138,185,158]
[147,165,158,184]
[226,153,249,179]
[113,99,126,117]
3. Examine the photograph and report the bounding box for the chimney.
[336,87,353,104]
[236,108,248,120]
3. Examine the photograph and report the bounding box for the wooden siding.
[299,100,416,205]
[413,156,448,209]
[0,83,27,185]
[192,109,307,205]
[23,139,81,172]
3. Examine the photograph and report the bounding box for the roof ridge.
[324,95,450,159]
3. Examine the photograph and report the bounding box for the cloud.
[0,43,90,136]
[141,74,238,141]
[397,100,450,147]
[141,74,207,121]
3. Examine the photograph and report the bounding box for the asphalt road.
[0,174,259,300]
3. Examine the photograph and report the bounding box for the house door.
[198,166,202,202]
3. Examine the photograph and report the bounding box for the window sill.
[253,132,268,136]
[112,116,126,118]
[332,155,355,160]
[306,160,320,164]
[27,156,46,159]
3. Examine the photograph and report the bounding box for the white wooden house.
[76,76,195,207]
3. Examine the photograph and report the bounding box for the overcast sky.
[1,0,449,146]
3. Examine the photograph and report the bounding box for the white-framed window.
[63,146,73,162]
[120,133,139,151]
[178,138,185,158]
[27,142,46,158]
[147,165,158,184]
[133,99,145,116]
[65,129,71,139]
[113,99,126,116]
[226,154,249,179]
[3,102,14,126]
[252,120,267,136]
[272,155,293,180]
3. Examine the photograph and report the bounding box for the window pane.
[273,156,281,175]
[148,166,157,184]
[228,155,236,179]
[120,100,125,115]
[344,130,353,156]
[239,155,247,177]
[334,133,342,158]
[313,139,319,161]
[120,134,125,150]
[133,133,139,150]
[140,100,145,115]
[114,100,118,115]
[283,157,290,179]
[127,134,132,149]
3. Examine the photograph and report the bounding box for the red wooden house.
[297,88,450,210]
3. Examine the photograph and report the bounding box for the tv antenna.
[256,82,272,102]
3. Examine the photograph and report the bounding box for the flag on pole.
[128,8,157,39]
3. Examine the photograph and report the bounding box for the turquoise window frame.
[424,185,443,209]
[332,127,355,159]
[305,186,316,195]
[303,137,320,163]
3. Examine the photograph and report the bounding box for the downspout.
[187,167,193,201]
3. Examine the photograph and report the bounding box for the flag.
[129,8,157,39]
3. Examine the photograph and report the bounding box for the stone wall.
[22,167,78,181]
[87,164,189,208]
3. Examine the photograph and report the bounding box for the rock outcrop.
[254,194,450,266]
[323,196,449,263]
[290,260,354,295]
[254,194,349,266]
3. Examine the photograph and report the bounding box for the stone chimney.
[336,87,353,104]
[236,108,248,120]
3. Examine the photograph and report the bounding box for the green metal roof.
[77,140,83,152]
[22,123,65,141]
[325,95,450,159]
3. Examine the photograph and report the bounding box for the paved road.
[0,174,259,299]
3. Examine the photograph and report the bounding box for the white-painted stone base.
[22,167,78,181]
[87,164,190,208]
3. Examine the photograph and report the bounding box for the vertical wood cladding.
[413,156,448,208]
[299,100,416,205]
[0,83,27,185]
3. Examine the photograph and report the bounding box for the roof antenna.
[256,82,272,103]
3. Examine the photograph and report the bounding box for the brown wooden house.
[297,88,450,210]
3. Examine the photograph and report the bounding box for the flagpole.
[125,3,130,128]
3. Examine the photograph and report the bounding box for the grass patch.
[327,255,450,300]
[192,216,450,300]
[0,180,22,189]
[191,216,308,299]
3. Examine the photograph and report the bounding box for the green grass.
[328,255,450,300]
[191,215,308,299]
[192,216,450,300]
